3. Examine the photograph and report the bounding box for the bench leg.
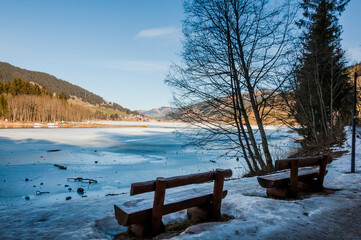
[129,223,147,237]
[187,202,212,222]
[316,156,328,191]
[266,187,289,198]
[129,221,164,238]
[267,181,315,198]
[297,181,312,192]
[290,161,298,197]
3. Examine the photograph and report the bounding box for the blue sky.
[0,0,360,110]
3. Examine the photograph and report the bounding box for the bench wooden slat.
[275,155,332,170]
[114,188,228,226]
[163,190,227,216]
[275,156,321,170]
[114,205,151,226]
[130,169,232,196]
[257,167,320,188]
[130,180,155,196]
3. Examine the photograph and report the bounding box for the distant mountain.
[138,106,176,118]
[167,90,281,123]
[0,62,134,113]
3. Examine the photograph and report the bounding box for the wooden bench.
[257,155,332,198]
[114,169,232,237]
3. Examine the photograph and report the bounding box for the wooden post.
[317,155,328,190]
[351,72,358,173]
[290,160,298,196]
[151,177,166,236]
[212,169,225,220]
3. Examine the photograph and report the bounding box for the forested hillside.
[0,62,105,105]
[168,61,361,126]
[0,62,138,116]
[0,63,142,122]
[0,78,107,122]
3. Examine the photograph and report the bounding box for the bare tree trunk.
[166,0,295,174]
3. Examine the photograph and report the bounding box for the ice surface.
[2,122,354,240]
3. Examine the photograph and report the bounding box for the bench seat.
[257,155,332,198]
[114,186,227,226]
[257,167,322,188]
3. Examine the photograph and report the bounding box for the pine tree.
[0,94,8,118]
[293,0,351,142]
[0,82,4,94]
[58,91,68,101]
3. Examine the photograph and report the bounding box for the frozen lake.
[0,122,300,239]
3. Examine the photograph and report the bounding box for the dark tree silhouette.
[284,0,351,143]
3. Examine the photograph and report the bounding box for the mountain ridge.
[0,62,134,114]
[138,106,176,118]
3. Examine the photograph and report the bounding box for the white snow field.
[0,123,359,239]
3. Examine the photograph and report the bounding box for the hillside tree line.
[0,78,107,122]
[0,61,135,114]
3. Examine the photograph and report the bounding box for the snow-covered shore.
[172,126,361,239]
[0,124,359,239]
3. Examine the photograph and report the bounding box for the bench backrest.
[275,155,332,171]
[130,169,232,196]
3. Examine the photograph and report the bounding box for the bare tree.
[166,0,296,174]
[3,94,106,122]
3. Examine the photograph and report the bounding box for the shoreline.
[0,120,289,129]
[0,121,152,129]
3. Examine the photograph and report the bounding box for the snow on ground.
[0,123,359,239]
[171,126,361,240]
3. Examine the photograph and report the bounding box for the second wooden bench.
[257,155,332,198]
